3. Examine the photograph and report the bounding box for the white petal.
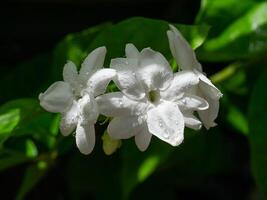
[160,70,199,101]
[125,43,140,59]
[107,116,143,139]
[147,101,184,146]
[198,73,223,100]
[78,94,99,123]
[60,101,79,136]
[138,48,173,90]
[79,46,107,83]
[177,94,209,111]
[75,122,95,155]
[182,111,202,130]
[110,58,146,100]
[96,92,148,117]
[63,61,78,88]
[135,124,152,151]
[167,24,202,71]
[39,81,73,113]
[198,96,220,129]
[88,68,116,97]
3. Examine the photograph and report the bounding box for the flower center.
[148,90,160,103]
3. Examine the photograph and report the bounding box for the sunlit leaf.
[0,99,59,152]
[25,139,38,158]
[137,155,160,182]
[0,109,20,144]
[196,0,263,37]
[197,1,267,61]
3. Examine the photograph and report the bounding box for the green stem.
[210,52,267,85]
[210,62,243,84]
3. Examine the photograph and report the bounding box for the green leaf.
[121,139,173,199]
[0,99,39,145]
[0,108,20,144]
[25,139,38,158]
[220,93,249,135]
[0,99,59,152]
[249,67,267,198]
[49,17,209,83]
[121,128,237,199]
[197,1,267,61]
[128,128,241,200]
[227,104,249,135]
[196,0,262,37]
[50,23,112,81]
[0,152,29,172]
[87,17,209,63]
[48,17,209,99]
[0,139,38,172]
[66,147,122,200]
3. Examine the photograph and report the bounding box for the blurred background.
[0,0,197,66]
[0,0,267,199]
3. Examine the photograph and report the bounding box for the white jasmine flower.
[96,44,208,151]
[167,24,223,129]
[39,47,116,154]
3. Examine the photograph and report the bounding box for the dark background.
[0,0,199,66]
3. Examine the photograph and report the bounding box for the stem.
[210,52,267,85]
[210,62,243,84]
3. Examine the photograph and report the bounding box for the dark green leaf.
[120,139,173,199]
[0,152,29,172]
[249,66,267,198]
[122,128,237,199]
[50,23,112,81]
[49,17,209,85]
[220,93,249,135]
[0,139,38,172]
[227,104,249,135]
[66,146,122,200]
[87,17,209,63]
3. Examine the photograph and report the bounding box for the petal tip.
[170,135,184,147]
[204,122,217,130]
[38,93,44,101]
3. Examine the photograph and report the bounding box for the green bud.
[102,131,122,155]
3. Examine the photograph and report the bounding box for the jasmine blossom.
[39,47,116,154]
[97,44,208,151]
[167,25,223,129]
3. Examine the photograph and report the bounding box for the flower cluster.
[39,25,222,155]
